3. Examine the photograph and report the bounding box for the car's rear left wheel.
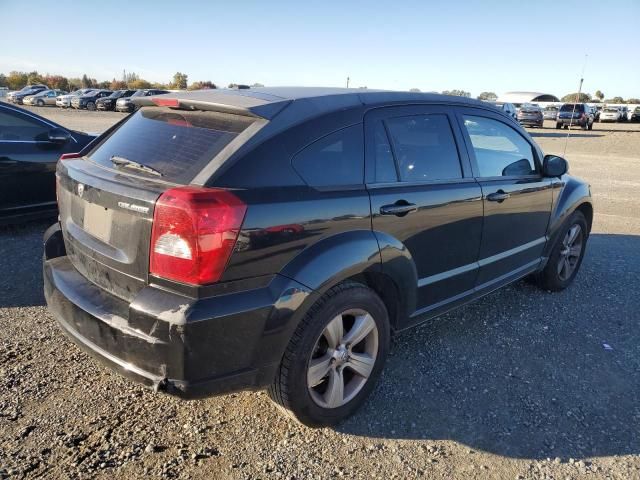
[268,281,390,427]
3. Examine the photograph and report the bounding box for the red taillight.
[59,152,82,161]
[149,186,246,285]
[152,97,180,107]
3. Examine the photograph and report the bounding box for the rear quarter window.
[87,107,254,183]
[292,124,364,188]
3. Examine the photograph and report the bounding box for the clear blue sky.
[1,0,638,98]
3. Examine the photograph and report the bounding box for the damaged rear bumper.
[43,223,311,398]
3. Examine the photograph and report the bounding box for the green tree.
[0,74,7,87]
[188,81,217,90]
[110,79,128,90]
[67,78,82,90]
[561,92,591,102]
[626,98,640,104]
[27,71,44,85]
[81,74,91,88]
[594,90,604,101]
[604,96,624,104]
[171,72,188,90]
[44,75,69,91]
[442,89,470,97]
[6,71,28,90]
[477,91,497,101]
[130,79,152,89]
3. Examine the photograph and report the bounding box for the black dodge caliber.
[44,88,593,426]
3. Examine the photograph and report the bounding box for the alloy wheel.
[557,224,583,281]
[307,309,379,409]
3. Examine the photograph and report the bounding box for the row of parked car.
[5,84,169,113]
[491,100,640,128]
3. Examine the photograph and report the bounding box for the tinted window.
[372,121,397,182]
[88,107,254,182]
[292,124,363,187]
[463,115,536,177]
[0,109,49,141]
[560,103,584,112]
[384,114,461,182]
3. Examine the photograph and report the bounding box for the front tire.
[268,282,390,427]
[86,102,96,111]
[37,99,44,107]
[535,211,588,292]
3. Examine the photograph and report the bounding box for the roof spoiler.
[131,96,291,120]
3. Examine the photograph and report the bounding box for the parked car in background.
[629,106,640,122]
[492,102,517,120]
[115,89,169,112]
[556,103,594,130]
[23,89,68,106]
[96,90,136,111]
[71,90,113,110]
[8,85,49,104]
[56,89,95,108]
[592,105,603,122]
[619,106,629,122]
[43,88,592,427]
[517,103,544,127]
[543,105,559,120]
[0,102,95,224]
[599,107,622,122]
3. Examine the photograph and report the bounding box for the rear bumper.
[115,104,133,112]
[43,223,311,398]
[557,118,586,126]
[518,118,543,126]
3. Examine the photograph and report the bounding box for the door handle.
[486,190,510,202]
[380,201,418,216]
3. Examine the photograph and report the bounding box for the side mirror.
[543,155,568,177]
[48,128,71,144]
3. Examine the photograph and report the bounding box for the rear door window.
[292,124,364,187]
[384,114,462,182]
[87,107,255,183]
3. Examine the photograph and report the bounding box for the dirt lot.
[1,107,639,479]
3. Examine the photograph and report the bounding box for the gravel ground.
[1,108,639,479]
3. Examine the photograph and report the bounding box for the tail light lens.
[149,186,246,285]
[59,153,82,161]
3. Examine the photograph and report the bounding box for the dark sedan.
[9,84,49,104]
[115,89,169,112]
[70,90,113,110]
[96,90,136,111]
[0,102,96,224]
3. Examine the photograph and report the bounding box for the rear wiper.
[110,155,162,177]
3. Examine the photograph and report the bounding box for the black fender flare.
[543,176,593,258]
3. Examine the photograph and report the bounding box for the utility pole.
[346,76,350,88]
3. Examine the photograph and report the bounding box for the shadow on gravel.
[340,233,640,461]
[529,132,604,138]
[0,220,51,308]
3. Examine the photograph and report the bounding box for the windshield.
[87,107,255,183]
[108,91,124,98]
[603,108,618,112]
[131,90,146,97]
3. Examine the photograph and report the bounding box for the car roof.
[134,86,493,121]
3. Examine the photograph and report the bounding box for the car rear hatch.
[56,102,267,300]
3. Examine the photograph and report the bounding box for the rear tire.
[556,123,561,129]
[534,211,588,292]
[268,281,390,427]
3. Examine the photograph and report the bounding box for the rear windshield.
[560,104,584,112]
[87,107,255,183]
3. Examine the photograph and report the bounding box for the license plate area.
[84,203,113,243]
